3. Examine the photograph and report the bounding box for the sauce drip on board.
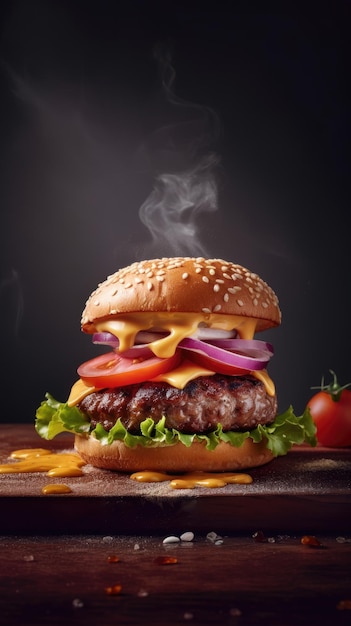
[41,484,72,495]
[130,470,253,489]
[0,448,86,494]
[0,447,253,491]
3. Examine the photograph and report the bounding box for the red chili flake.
[154,555,178,565]
[105,584,122,595]
[107,555,120,563]
[301,535,322,547]
[337,600,351,611]
[252,530,266,543]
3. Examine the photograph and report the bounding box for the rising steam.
[139,155,219,256]
[137,43,221,258]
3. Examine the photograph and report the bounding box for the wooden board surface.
[0,424,350,535]
[1,534,351,626]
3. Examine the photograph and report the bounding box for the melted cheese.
[151,359,215,389]
[0,448,85,476]
[130,470,253,489]
[66,313,275,406]
[67,379,100,406]
[96,312,258,358]
[253,369,275,396]
[67,363,275,407]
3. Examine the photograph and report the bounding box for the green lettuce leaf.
[35,393,317,456]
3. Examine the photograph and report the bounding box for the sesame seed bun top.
[81,257,281,333]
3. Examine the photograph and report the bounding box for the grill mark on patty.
[78,375,277,434]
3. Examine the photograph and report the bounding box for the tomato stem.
[311,370,351,402]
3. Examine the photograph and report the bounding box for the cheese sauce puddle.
[0,448,86,494]
[130,470,253,489]
[0,448,253,490]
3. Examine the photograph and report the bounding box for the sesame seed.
[156,275,165,282]
[202,307,211,314]
[209,268,216,276]
[223,293,229,302]
[253,298,258,306]
[202,276,209,283]
[213,284,220,292]
[195,268,202,273]
[147,281,153,291]
[182,272,189,279]
[228,286,241,294]
[222,273,231,280]
[213,304,222,312]
[237,299,244,306]
[262,302,268,308]
[215,279,224,284]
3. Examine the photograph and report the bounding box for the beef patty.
[78,374,277,434]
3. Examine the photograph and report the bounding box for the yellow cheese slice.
[252,369,275,396]
[67,379,100,407]
[67,363,275,407]
[151,359,215,389]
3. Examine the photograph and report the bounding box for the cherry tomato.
[77,350,181,388]
[186,350,251,377]
[307,370,351,447]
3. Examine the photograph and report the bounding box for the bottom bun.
[74,435,274,472]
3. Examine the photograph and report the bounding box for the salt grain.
[229,607,242,617]
[183,612,194,620]
[206,531,223,544]
[163,535,180,544]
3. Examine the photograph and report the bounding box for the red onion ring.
[92,332,119,347]
[204,338,274,357]
[178,337,271,370]
[92,332,153,358]
[92,332,273,370]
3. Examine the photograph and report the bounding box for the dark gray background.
[0,0,349,423]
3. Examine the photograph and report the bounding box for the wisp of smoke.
[139,154,219,257]
[138,43,221,259]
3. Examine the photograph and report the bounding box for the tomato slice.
[77,351,181,388]
[186,350,251,376]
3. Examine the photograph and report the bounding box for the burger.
[35,256,316,472]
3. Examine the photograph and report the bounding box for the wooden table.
[0,425,350,625]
